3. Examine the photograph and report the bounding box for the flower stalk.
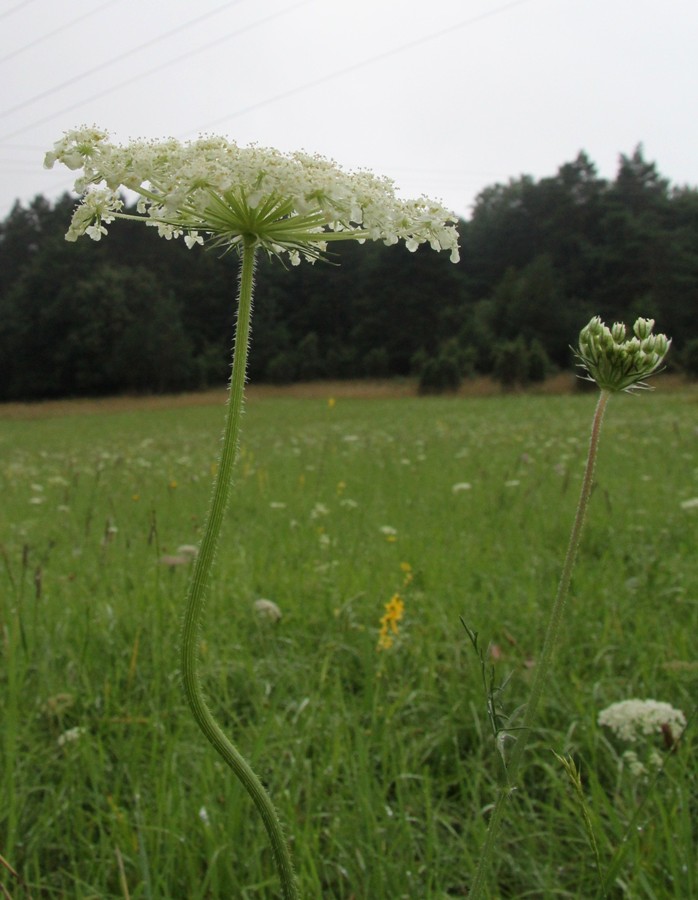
[468,389,609,899]
[469,316,671,897]
[180,236,299,900]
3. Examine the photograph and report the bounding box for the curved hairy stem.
[469,389,610,898]
[180,237,299,900]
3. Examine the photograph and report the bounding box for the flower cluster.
[598,698,686,744]
[45,127,460,265]
[575,316,671,392]
[377,593,405,651]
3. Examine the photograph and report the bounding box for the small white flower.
[176,544,199,558]
[57,726,86,747]
[598,698,686,743]
[452,482,472,493]
[622,750,647,777]
[310,502,329,519]
[253,598,282,622]
[680,497,698,510]
[379,525,397,536]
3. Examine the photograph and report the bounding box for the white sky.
[1,0,697,221]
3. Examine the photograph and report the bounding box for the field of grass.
[1,385,696,899]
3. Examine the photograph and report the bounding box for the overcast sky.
[1,0,697,221]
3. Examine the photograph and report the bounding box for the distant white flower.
[269,501,287,509]
[622,750,648,776]
[198,805,211,826]
[504,479,520,488]
[452,482,472,493]
[176,544,199,558]
[254,598,282,622]
[680,497,698,510]
[598,698,686,743]
[45,127,460,265]
[380,526,397,536]
[310,502,329,519]
[57,726,86,747]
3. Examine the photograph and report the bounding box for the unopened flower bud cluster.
[45,127,460,265]
[576,316,670,392]
[598,698,686,743]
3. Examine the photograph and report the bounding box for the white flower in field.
[680,497,698,510]
[380,525,397,536]
[176,544,199,558]
[310,502,329,519]
[598,698,686,744]
[504,479,520,488]
[452,482,472,493]
[269,501,287,509]
[198,806,211,826]
[29,496,45,504]
[57,726,86,747]
[254,598,282,622]
[45,127,460,264]
[622,750,647,777]
[159,554,191,567]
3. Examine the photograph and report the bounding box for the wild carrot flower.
[44,127,460,264]
[49,124,461,900]
[377,593,405,650]
[575,316,671,392]
[598,698,686,744]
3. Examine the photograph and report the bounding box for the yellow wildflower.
[377,593,405,650]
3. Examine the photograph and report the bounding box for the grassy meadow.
[1,384,696,899]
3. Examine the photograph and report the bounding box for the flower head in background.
[598,698,686,744]
[575,316,670,392]
[45,127,460,265]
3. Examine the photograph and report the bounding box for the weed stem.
[469,389,610,897]
[180,237,299,900]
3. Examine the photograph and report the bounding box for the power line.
[0,0,124,65]
[0,0,40,21]
[187,0,536,134]
[0,0,314,143]
[0,0,246,119]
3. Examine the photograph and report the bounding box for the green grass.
[1,389,696,898]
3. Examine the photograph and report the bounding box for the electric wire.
[0,0,124,65]
[186,0,536,134]
[0,0,314,143]
[0,0,40,21]
[0,0,246,120]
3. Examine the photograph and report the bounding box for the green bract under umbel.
[45,127,460,265]
[575,316,671,392]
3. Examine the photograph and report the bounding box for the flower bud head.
[575,316,671,392]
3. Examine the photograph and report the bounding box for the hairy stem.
[180,237,299,900]
[469,389,610,898]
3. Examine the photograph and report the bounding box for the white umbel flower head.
[598,698,686,743]
[45,127,460,265]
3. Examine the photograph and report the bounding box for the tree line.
[1,145,697,401]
